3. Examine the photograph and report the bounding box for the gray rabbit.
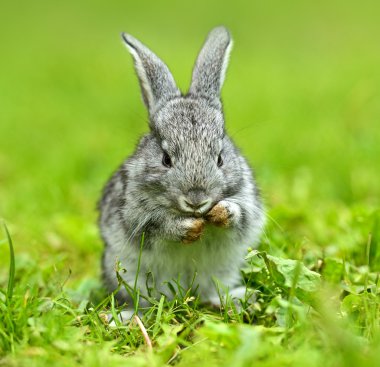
[99,26,265,310]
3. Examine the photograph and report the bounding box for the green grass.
[1,0,380,365]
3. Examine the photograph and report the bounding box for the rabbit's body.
[99,27,265,307]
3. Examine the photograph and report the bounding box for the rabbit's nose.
[178,190,212,214]
[184,198,210,210]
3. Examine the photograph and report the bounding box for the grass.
[1,0,380,366]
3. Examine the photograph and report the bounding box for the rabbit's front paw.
[181,218,205,244]
[206,202,230,227]
[206,201,239,228]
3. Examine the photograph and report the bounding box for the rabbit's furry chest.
[103,223,248,303]
[141,225,245,289]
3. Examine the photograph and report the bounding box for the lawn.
[1,0,380,366]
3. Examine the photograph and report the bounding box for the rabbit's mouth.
[177,194,213,217]
[171,206,209,219]
[193,210,205,218]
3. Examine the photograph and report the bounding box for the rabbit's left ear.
[189,26,233,101]
[122,33,180,115]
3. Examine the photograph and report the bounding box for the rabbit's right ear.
[122,33,180,115]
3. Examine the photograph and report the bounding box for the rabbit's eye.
[162,151,172,168]
[217,154,223,167]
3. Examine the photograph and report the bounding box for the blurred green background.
[0,0,379,282]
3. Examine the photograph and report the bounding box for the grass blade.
[3,223,15,305]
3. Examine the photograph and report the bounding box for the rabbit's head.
[123,27,243,217]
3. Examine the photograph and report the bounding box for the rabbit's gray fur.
[99,27,265,307]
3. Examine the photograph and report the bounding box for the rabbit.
[99,26,265,312]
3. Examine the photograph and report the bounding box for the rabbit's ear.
[122,33,180,114]
[189,27,232,101]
